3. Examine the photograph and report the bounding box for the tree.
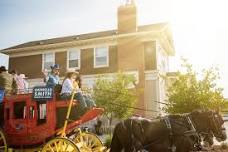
[93,73,137,126]
[165,59,225,114]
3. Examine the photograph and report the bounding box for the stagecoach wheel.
[0,130,7,152]
[42,137,80,152]
[73,132,104,152]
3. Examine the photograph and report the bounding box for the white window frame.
[94,46,109,68]
[42,52,55,71]
[67,49,81,70]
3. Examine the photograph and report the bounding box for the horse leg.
[110,132,122,152]
[203,134,214,146]
[124,147,132,152]
[111,120,133,152]
[110,124,123,152]
[118,127,132,152]
[175,136,194,152]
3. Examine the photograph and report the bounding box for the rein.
[141,115,199,151]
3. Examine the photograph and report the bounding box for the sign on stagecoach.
[0,89,5,103]
[32,86,54,101]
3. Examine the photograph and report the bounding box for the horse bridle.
[208,112,225,139]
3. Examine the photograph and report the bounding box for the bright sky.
[0,0,228,97]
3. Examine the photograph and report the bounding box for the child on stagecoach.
[9,70,29,94]
[74,71,96,108]
[60,71,88,114]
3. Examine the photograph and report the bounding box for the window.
[29,106,35,119]
[67,49,80,70]
[38,103,46,119]
[94,47,109,68]
[37,102,47,125]
[14,102,26,119]
[144,41,156,70]
[42,52,55,70]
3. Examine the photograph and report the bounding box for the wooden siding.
[55,51,67,77]
[80,46,118,75]
[144,41,157,70]
[9,55,42,79]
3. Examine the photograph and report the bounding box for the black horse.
[188,110,227,146]
[110,110,226,152]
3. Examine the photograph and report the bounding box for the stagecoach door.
[4,98,29,138]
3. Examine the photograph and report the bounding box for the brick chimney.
[117,0,137,34]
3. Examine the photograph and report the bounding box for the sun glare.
[137,0,228,96]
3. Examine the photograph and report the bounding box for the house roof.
[2,23,168,51]
[3,30,117,50]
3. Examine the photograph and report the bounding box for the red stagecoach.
[0,87,105,152]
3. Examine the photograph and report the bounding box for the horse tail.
[110,122,123,152]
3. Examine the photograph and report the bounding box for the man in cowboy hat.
[0,66,17,95]
[43,64,60,87]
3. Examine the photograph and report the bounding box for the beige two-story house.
[1,1,175,117]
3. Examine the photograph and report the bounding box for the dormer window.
[94,46,109,68]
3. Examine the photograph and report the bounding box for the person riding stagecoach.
[0,66,17,96]
[0,64,105,151]
[42,64,60,87]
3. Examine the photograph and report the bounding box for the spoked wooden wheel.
[0,130,7,152]
[42,137,80,152]
[74,132,104,152]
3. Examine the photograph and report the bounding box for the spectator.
[43,64,60,87]
[0,66,17,95]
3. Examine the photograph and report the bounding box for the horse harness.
[162,115,202,152]
[163,117,176,152]
[151,115,200,152]
[121,115,200,152]
[121,119,146,152]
